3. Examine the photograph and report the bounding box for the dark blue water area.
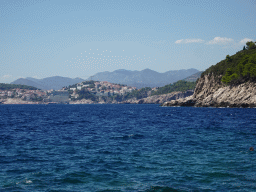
[0,104,256,192]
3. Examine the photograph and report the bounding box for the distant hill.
[11,78,46,90]
[10,68,200,90]
[11,76,84,90]
[183,71,203,82]
[0,83,38,90]
[90,68,200,88]
[151,80,197,96]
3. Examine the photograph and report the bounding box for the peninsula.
[162,41,256,108]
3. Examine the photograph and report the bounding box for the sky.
[1,0,255,83]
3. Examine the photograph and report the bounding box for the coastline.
[0,91,193,105]
[162,75,256,108]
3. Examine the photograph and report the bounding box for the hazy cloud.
[175,39,204,44]
[208,37,234,45]
[239,38,254,44]
[2,74,12,79]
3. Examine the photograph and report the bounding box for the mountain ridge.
[90,68,199,88]
[11,68,200,90]
[11,76,84,90]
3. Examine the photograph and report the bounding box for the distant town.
[0,78,197,104]
[69,81,137,98]
[0,81,140,104]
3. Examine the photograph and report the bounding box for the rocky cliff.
[0,98,41,104]
[162,74,256,108]
[121,91,193,104]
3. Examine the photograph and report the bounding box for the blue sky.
[1,0,255,83]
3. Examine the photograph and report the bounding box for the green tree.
[236,63,244,77]
[243,63,253,77]
[222,68,233,83]
[203,42,256,85]
[76,88,98,101]
[151,80,196,96]
[250,66,256,77]
[226,55,232,62]
[246,41,256,50]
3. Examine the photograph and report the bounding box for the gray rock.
[162,74,256,108]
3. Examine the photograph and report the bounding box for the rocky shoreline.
[0,91,193,105]
[70,90,193,104]
[162,74,256,108]
[0,98,42,104]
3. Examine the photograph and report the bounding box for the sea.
[0,104,256,192]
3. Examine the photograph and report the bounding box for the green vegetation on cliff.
[183,71,203,82]
[123,87,152,100]
[201,41,256,84]
[151,80,196,96]
[0,83,38,90]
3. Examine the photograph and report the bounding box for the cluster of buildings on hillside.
[0,88,70,103]
[0,88,47,101]
[68,81,137,99]
[0,81,140,103]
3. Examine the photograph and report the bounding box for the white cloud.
[176,37,254,48]
[239,38,254,44]
[2,74,12,79]
[208,37,234,45]
[175,39,184,44]
[175,39,204,44]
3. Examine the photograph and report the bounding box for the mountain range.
[11,76,84,90]
[11,68,201,90]
[90,68,200,88]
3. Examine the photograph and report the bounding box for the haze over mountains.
[183,71,202,82]
[11,68,200,90]
[11,77,84,90]
[90,68,200,88]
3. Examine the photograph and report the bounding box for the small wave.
[124,134,144,140]
[206,171,237,179]
[99,150,112,154]
[61,121,76,125]
[143,186,184,192]
[25,180,32,184]
[96,185,183,192]
[111,134,144,140]
[14,178,33,185]
[96,190,122,192]
[61,177,83,184]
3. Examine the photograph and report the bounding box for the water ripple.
[0,105,256,191]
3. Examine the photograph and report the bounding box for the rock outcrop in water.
[162,74,256,107]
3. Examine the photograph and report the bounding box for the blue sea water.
[0,104,256,192]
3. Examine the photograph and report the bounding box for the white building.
[7,91,13,97]
[77,86,82,90]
